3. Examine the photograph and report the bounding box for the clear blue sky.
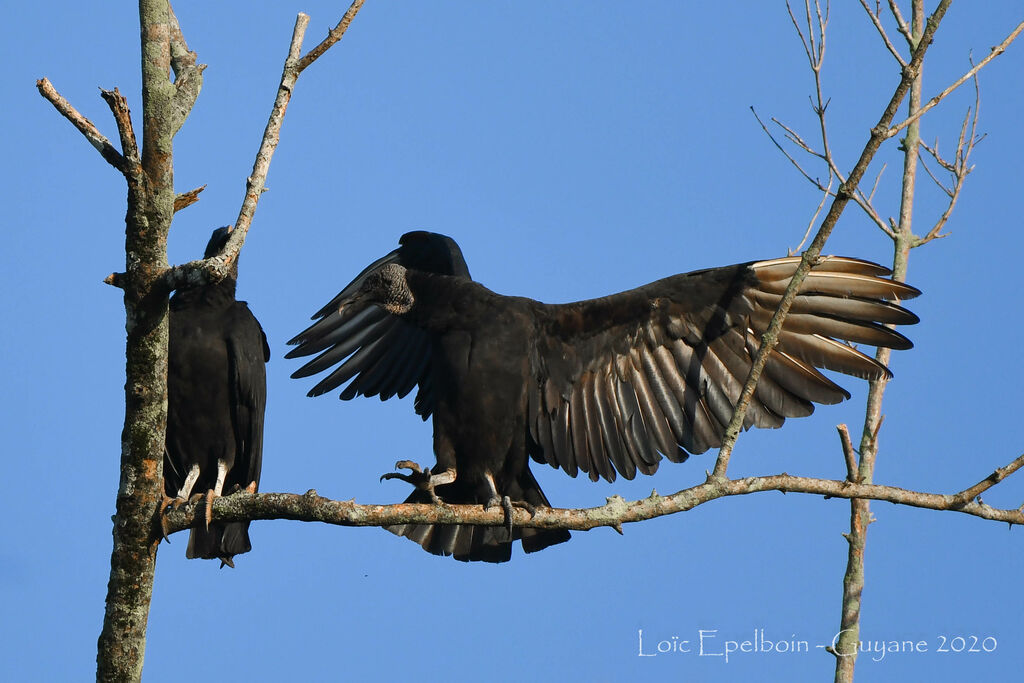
[3,2,1022,680]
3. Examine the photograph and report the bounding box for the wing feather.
[528,255,918,477]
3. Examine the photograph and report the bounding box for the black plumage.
[164,226,270,567]
[287,231,919,562]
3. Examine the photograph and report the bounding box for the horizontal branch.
[36,78,129,174]
[161,453,1024,536]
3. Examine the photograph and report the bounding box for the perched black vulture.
[287,231,919,562]
[164,226,270,568]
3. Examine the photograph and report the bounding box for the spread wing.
[227,302,270,491]
[286,286,440,418]
[525,256,919,482]
[286,233,472,418]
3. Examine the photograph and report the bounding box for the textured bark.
[95,2,175,680]
[159,453,1024,536]
[833,3,924,680]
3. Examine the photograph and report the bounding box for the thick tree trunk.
[96,2,175,680]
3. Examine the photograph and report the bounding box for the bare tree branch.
[790,180,832,254]
[751,107,829,188]
[161,13,310,291]
[859,0,907,66]
[98,88,143,188]
[174,185,206,212]
[834,2,925,678]
[763,3,897,241]
[163,4,369,294]
[888,0,912,43]
[159,453,1024,536]
[837,424,858,482]
[297,0,366,73]
[913,71,983,248]
[36,78,130,174]
[711,0,954,481]
[886,21,1024,140]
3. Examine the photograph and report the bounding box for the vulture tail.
[186,522,252,568]
[385,467,570,563]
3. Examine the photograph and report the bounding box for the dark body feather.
[166,227,270,566]
[288,232,919,562]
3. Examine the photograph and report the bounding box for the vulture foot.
[203,488,218,530]
[380,460,455,503]
[158,495,183,542]
[485,495,537,535]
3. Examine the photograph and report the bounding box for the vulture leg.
[160,462,201,542]
[482,474,538,536]
[203,459,229,530]
[380,460,456,504]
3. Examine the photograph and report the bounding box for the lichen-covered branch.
[95,0,176,679]
[166,3,204,136]
[160,452,1024,536]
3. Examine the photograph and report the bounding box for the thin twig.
[951,456,1024,506]
[790,178,832,254]
[888,0,912,43]
[860,0,907,66]
[296,0,366,73]
[916,150,951,195]
[752,108,830,190]
[886,21,1024,140]
[837,424,858,482]
[914,71,984,248]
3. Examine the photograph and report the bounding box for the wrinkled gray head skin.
[361,262,414,315]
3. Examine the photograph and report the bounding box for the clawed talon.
[380,460,453,504]
[159,496,177,542]
[379,459,426,480]
[159,494,191,542]
[485,495,537,536]
[204,488,217,530]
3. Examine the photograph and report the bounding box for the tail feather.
[386,467,570,562]
[186,522,252,567]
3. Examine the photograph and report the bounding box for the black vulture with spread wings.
[287,231,918,563]
[164,226,270,568]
